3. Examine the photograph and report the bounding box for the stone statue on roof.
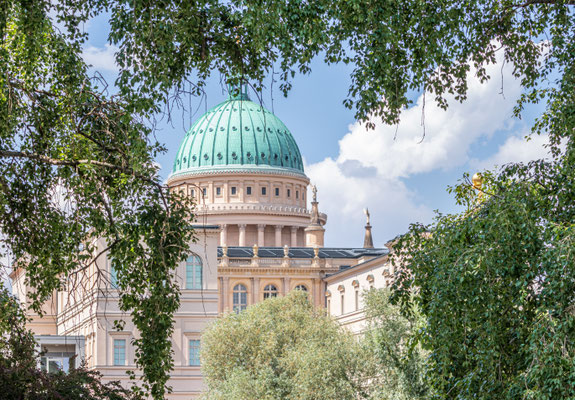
[364,208,371,225]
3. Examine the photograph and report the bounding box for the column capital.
[257,224,266,230]
[275,224,284,231]
[238,224,247,229]
[290,226,298,233]
[221,223,228,229]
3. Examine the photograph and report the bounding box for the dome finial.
[227,78,250,101]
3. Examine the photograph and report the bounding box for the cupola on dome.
[171,86,305,178]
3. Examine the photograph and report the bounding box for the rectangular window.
[202,188,207,197]
[246,186,252,195]
[216,187,221,196]
[40,356,72,373]
[189,340,201,366]
[186,255,203,289]
[296,190,299,199]
[231,186,237,195]
[261,187,267,196]
[110,265,118,288]
[191,189,195,197]
[114,339,126,366]
[275,187,280,196]
[287,189,291,197]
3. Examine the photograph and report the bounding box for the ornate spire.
[363,208,374,248]
[309,185,321,226]
[305,184,325,247]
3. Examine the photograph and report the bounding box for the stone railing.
[221,257,325,269]
[197,203,327,221]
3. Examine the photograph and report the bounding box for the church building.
[10,84,393,398]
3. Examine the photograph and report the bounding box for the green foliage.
[1,2,194,398]
[363,288,429,400]
[393,139,575,399]
[40,0,575,128]
[0,285,138,400]
[201,291,367,400]
[3,0,575,399]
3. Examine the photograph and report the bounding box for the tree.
[3,0,575,398]
[2,2,195,397]
[201,291,368,400]
[363,288,429,400]
[393,157,575,399]
[0,285,139,400]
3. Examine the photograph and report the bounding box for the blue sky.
[83,18,551,249]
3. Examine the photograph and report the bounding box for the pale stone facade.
[324,249,395,335]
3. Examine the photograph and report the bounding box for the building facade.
[11,84,392,398]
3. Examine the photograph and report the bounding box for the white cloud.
[472,133,554,171]
[306,158,431,247]
[305,53,546,247]
[82,44,119,73]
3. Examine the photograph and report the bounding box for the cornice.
[167,165,310,184]
[194,203,327,222]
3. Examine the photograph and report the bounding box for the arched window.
[263,284,278,299]
[294,284,308,292]
[186,254,202,289]
[233,284,248,312]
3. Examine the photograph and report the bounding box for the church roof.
[218,246,388,259]
[171,87,305,178]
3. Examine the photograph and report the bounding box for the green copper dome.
[171,89,305,178]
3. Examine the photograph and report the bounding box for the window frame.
[246,186,252,195]
[263,284,279,299]
[188,339,201,366]
[185,254,203,290]
[232,284,248,313]
[113,339,126,366]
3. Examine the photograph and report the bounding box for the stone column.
[220,224,228,246]
[252,277,260,304]
[238,224,247,246]
[257,224,266,247]
[282,277,291,296]
[222,277,230,312]
[290,226,298,247]
[275,225,283,247]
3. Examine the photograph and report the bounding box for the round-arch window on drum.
[233,284,248,313]
[294,284,308,292]
[186,254,202,289]
[263,284,278,299]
